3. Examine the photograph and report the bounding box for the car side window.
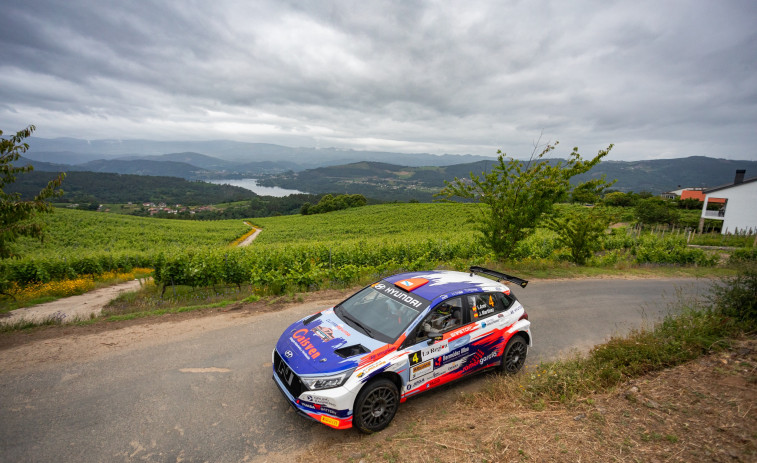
[467,292,507,319]
[415,296,464,342]
[497,292,515,311]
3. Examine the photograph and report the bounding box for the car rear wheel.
[500,334,527,374]
[353,378,399,433]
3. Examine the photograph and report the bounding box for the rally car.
[272,266,531,433]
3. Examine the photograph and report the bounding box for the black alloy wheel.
[500,335,528,374]
[353,378,399,433]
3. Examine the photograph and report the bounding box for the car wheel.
[353,378,399,434]
[500,334,527,374]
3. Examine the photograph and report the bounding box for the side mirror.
[426,331,443,344]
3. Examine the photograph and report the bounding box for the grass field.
[14,208,251,257]
[250,202,480,246]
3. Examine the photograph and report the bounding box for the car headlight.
[300,368,356,391]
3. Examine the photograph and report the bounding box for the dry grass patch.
[299,339,756,463]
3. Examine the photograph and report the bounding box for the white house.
[700,170,757,234]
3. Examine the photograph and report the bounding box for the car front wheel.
[500,334,527,374]
[353,378,399,433]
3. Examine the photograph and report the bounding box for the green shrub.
[710,265,757,327]
[635,198,680,225]
[635,236,716,266]
[729,248,757,263]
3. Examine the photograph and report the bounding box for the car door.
[400,296,469,396]
[460,291,516,373]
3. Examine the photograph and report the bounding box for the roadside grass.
[102,279,260,316]
[471,302,739,411]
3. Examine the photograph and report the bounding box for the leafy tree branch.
[1,125,65,259]
[436,141,614,259]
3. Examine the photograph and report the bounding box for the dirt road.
[0,279,147,326]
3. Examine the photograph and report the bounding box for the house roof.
[705,175,757,194]
[681,190,725,203]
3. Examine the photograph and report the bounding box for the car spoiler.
[469,266,528,288]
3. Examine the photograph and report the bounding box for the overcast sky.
[1,0,756,161]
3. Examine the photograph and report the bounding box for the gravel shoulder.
[0,279,147,326]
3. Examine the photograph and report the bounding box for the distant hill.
[6,171,257,205]
[25,137,493,169]
[572,156,757,192]
[21,156,213,180]
[259,156,757,197]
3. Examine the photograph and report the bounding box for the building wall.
[705,181,757,234]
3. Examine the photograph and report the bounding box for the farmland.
[1,202,750,308]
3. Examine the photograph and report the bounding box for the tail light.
[518,311,528,321]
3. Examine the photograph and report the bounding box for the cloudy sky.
[1,0,756,161]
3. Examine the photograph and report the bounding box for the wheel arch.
[511,330,530,346]
[369,371,403,393]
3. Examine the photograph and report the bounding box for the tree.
[1,125,65,259]
[545,209,610,265]
[602,191,636,207]
[437,141,614,259]
[634,197,680,225]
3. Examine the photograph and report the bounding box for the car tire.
[500,334,527,374]
[353,378,399,434]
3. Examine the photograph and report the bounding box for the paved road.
[0,278,712,462]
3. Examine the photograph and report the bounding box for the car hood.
[275,308,387,375]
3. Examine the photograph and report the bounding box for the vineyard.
[3,208,250,284]
[1,203,751,304]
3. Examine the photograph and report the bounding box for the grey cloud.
[0,0,756,160]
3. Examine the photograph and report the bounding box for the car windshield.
[335,286,423,343]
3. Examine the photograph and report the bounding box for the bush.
[635,235,716,266]
[635,198,680,225]
[602,191,636,207]
[729,248,757,264]
[710,265,757,327]
[545,209,610,265]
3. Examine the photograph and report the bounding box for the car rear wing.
[469,266,528,288]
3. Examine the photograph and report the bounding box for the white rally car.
[272,266,531,433]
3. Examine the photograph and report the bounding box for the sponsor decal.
[504,289,511,296]
[478,350,499,366]
[479,307,495,317]
[409,341,450,366]
[334,324,351,337]
[461,350,486,374]
[446,324,477,339]
[312,325,335,342]
[395,278,429,291]
[373,282,429,309]
[461,349,500,375]
[406,377,426,390]
[292,328,322,359]
[358,344,397,367]
[305,395,337,407]
[439,346,470,365]
[409,359,433,379]
[300,400,341,416]
[357,360,388,378]
[421,341,449,358]
[320,415,340,427]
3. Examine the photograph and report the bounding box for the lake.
[205,179,304,197]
